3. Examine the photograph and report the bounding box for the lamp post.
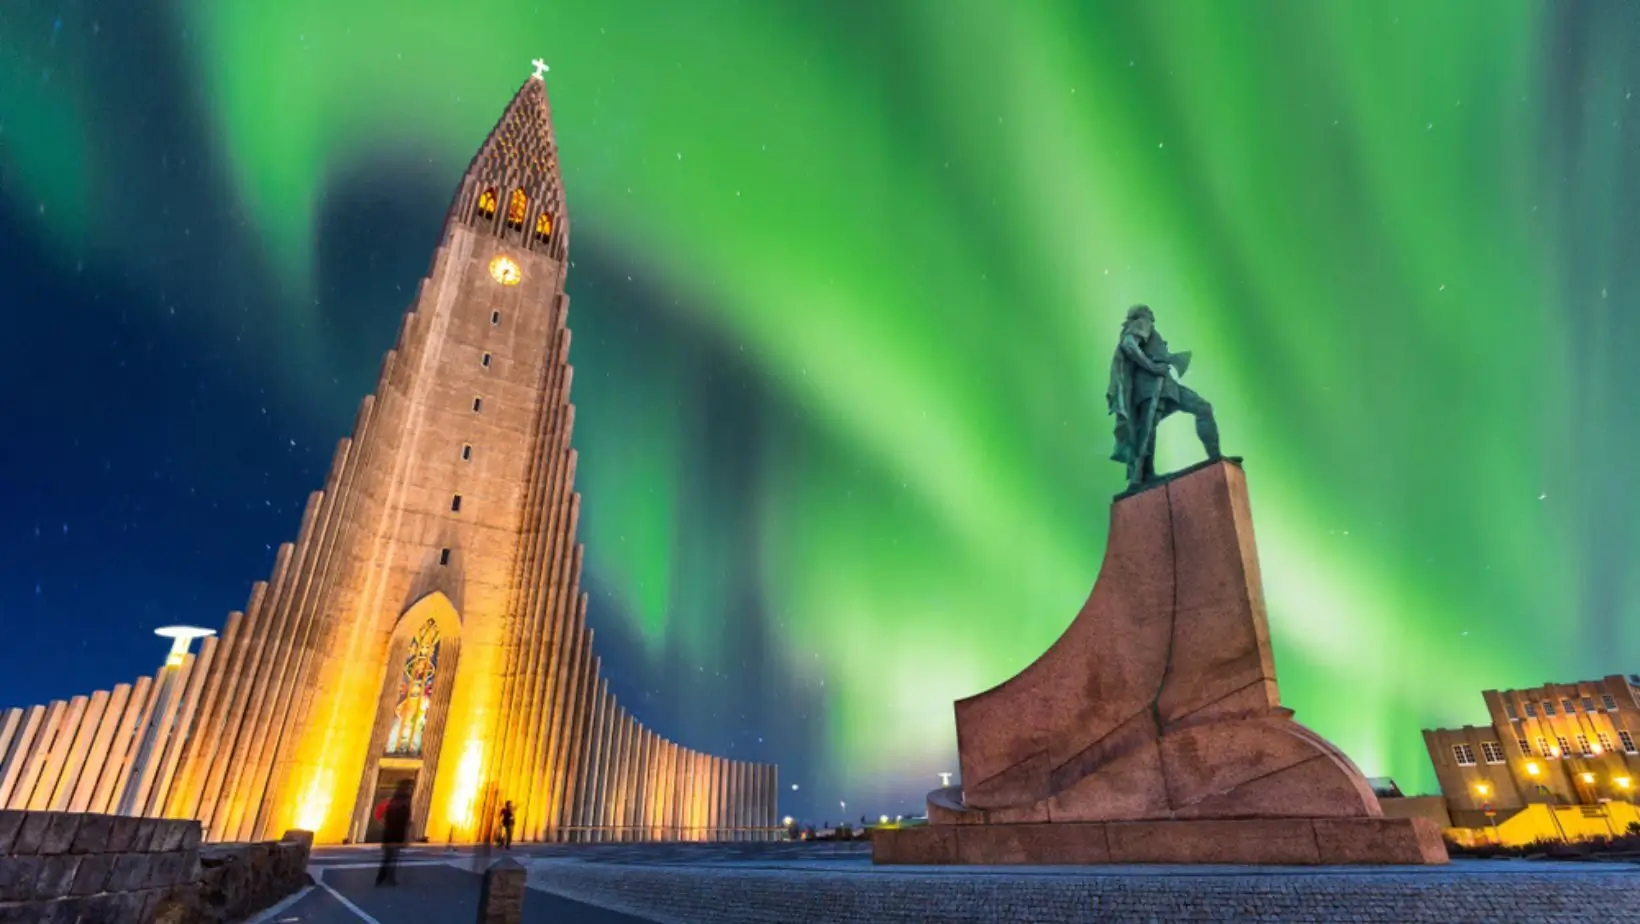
[1473,782,1499,845]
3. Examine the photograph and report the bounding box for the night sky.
[2,1,1638,824]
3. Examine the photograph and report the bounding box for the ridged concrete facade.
[0,73,779,846]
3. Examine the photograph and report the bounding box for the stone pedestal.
[477,858,526,924]
[874,460,1447,865]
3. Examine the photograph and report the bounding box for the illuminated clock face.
[489,256,522,286]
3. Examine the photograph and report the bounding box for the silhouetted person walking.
[499,800,516,849]
[375,779,414,886]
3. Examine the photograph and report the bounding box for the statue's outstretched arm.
[1120,335,1169,375]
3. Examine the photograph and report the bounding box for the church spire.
[449,60,568,260]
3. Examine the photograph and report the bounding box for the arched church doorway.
[350,592,462,843]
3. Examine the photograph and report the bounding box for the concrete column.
[68,684,130,812]
[147,638,219,815]
[738,762,749,841]
[590,688,615,842]
[171,606,249,822]
[119,666,184,817]
[163,613,241,817]
[197,568,279,835]
[91,676,152,814]
[32,695,90,811]
[0,705,45,808]
[647,731,660,840]
[571,672,605,841]
[12,701,67,810]
[726,761,739,841]
[49,690,108,811]
[0,709,22,774]
[706,756,720,842]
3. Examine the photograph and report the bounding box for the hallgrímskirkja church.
[0,65,778,846]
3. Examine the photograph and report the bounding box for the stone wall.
[0,811,310,924]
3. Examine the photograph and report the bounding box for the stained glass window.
[385,618,440,757]
[506,189,529,229]
[476,187,498,219]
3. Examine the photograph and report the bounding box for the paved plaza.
[241,841,1640,924]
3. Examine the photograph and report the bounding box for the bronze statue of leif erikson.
[1106,304,1223,489]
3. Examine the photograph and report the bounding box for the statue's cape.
[1106,327,1141,463]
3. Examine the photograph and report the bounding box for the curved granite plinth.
[877,460,1447,865]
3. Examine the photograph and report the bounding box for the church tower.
[0,66,777,846]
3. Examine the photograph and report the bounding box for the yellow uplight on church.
[489,256,522,286]
[447,738,486,836]
[294,769,335,834]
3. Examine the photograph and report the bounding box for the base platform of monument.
[873,459,1450,867]
[873,816,1448,865]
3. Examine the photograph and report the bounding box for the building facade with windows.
[1423,674,1640,831]
[0,69,779,846]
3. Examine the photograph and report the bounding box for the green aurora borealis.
[4,0,1639,815]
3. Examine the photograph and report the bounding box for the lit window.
[1620,730,1638,754]
[439,548,451,566]
[1537,736,1553,758]
[476,187,498,220]
[1524,701,1538,718]
[1576,734,1593,757]
[492,310,501,326]
[534,212,553,244]
[385,618,440,757]
[1597,732,1614,753]
[506,188,529,230]
[1543,701,1556,716]
[1603,694,1618,711]
[451,494,462,513]
[1480,741,1505,765]
[1452,744,1477,767]
[1505,703,1519,721]
[1517,738,1532,756]
[461,444,472,461]
[1562,698,1577,714]
[1557,735,1573,756]
[482,352,492,368]
[473,397,483,412]
[1581,697,1597,713]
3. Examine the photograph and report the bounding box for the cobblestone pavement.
[501,841,1640,924]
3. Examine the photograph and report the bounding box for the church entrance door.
[362,761,420,843]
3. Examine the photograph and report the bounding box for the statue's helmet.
[1125,304,1154,324]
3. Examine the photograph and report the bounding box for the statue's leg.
[1176,387,1221,460]
[1130,399,1155,486]
[1138,399,1160,484]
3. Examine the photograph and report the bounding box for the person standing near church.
[375,780,414,886]
[499,800,516,849]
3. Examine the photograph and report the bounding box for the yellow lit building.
[1421,674,1640,845]
[0,67,778,846]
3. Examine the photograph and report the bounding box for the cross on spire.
[531,58,550,81]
